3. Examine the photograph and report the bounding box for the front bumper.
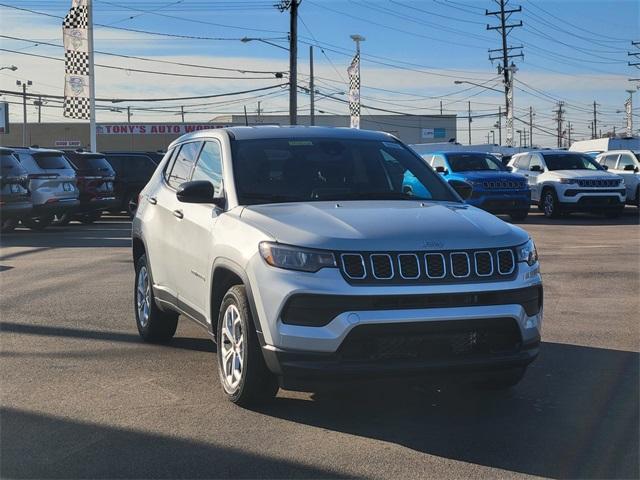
[468,191,531,213]
[248,255,543,382]
[557,187,625,210]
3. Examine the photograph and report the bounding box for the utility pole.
[486,0,523,147]
[529,106,533,147]
[554,101,565,148]
[34,96,43,123]
[592,101,598,139]
[277,0,299,125]
[309,45,315,126]
[468,101,472,145]
[127,106,132,124]
[257,101,261,123]
[440,100,443,115]
[625,89,635,137]
[16,79,32,147]
[180,105,185,123]
[497,105,502,145]
[567,121,572,146]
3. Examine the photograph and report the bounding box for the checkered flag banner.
[347,52,360,129]
[63,0,91,119]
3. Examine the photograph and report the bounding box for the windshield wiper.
[319,191,432,201]
[241,193,301,203]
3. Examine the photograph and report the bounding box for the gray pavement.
[1,209,638,479]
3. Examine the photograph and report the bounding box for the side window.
[432,155,447,171]
[162,148,178,182]
[601,154,618,169]
[515,155,530,170]
[617,154,635,170]
[191,141,223,195]
[530,154,544,171]
[167,142,202,189]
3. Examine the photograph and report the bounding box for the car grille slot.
[370,254,394,279]
[474,251,493,276]
[398,254,420,279]
[425,253,446,279]
[497,249,515,275]
[341,253,366,279]
[450,252,470,278]
[482,180,524,189]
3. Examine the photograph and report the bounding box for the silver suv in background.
[11,147,79,230]
[509,150,626,218]
[595,150,639,208]
[132,126,543,406]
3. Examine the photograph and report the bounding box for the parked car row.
[409,147,637,220]
[0,147,162,232]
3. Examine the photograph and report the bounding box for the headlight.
[516,239,538,266]
[258,242,336,272]
[559,178,577,184]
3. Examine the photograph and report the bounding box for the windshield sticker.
[383,141,402,149]
[288,140,313,146]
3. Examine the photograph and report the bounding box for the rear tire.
[21,216,54,231]
[541,188,561,218]
[54,213,72,226]
[79,211,102,224]
[134,254,178,342]
[216,285,278,406]
[604,207,624,219]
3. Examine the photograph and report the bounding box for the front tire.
[476,367,526,390]
[217,285,278,406]
[541,188,561,218]
[1,218,18,233]
[604,207,624,219]
[509,210,529,221]
[134,254,178,342]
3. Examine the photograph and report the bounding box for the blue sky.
[0,0,638,146]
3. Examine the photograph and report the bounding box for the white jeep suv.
[509,150,626,218]
[595,150,640,207]
[133,127,543,406]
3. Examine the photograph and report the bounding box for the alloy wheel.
[136,265,151,328]
[220,304,245,392]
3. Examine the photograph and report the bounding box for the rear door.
[527,154,544,201]
[614,153,638,199]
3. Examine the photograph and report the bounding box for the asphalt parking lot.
[1,210,638,479]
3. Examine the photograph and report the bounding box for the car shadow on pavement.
[0,322,215,354]
[0,407,346,479]
[258,341,639,479]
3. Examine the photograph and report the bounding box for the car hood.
[546,169,620,180]
[452,171,526,183]
[240,201,529,251]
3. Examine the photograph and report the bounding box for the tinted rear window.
[69,155,114,173]
[1,153,20,168]
[33,153,71,169]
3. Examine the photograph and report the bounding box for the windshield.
[33,153,72,170]
[231,138,458,205]
[446,153,506,172]
[545,153,602,171]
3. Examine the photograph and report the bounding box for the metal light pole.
[505,63,517,147]
[491,130,496,144]
[16,79,32,146]
[309,45,315,126]
[468,101,472,145]
[516,129,522,147]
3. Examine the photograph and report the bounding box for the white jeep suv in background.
[509,150,626,218]
[133,126,543,406]
[595,150,640,208]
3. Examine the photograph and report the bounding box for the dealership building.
[0,114,457,152]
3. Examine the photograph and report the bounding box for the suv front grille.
[577,178,619,188]
[482,180,526,189]
[339,248,517,285]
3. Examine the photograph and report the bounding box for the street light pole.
[289,1,299,125]
[16,79,32,147]
[468,101,472,145]
[309,45,315,126]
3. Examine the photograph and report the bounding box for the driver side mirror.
[177,180,226,208]
[435,166,448,174]
[448,179,473,201]
[530,165,542,172]
[506,166,513,172]
[601,164,609,170]
[623,164,637,171]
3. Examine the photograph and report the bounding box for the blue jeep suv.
[406,151,531,220]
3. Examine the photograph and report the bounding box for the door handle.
[148,196,157,205]
[173,209,184,219]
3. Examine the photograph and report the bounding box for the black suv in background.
[0,147,31,233]
[103,152,161,218]
[61,150,118,224]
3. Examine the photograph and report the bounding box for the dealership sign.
[55,140,82,148]
[0,102,8,134]
[421,128,446,139]
[96,124,233,135]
